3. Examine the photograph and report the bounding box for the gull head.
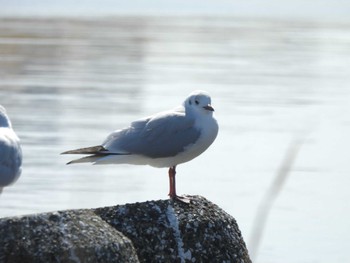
[0,105,11,128]
[184,90,215,116]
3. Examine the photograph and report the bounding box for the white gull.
[62,90,219,200]
[0,105,22,194]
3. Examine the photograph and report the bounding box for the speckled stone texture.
[0,210,139,263]
[0,195,251,263]
[95,195,251,263]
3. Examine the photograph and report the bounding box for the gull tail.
[66,155,103,164]
[62,145,108,165]
[62,145,131,165]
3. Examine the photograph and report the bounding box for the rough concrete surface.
[0,210,139,263]
[0,195,251,263]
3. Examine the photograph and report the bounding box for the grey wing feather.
[61,145,107,155]
[0,137,22,186]
[103,111,201,158]
[63,146,130,165]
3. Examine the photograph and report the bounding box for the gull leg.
[168,166,177,198]
[168,166,190,203]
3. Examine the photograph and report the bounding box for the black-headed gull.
[63,90,219,200]
[0,106,22,194]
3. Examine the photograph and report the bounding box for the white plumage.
[0,106,22,194]
[63,90,218,200]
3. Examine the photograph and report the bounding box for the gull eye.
[195,100,199,105]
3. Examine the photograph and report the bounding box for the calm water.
[1,16,350,263]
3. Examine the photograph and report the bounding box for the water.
[1,16,350,263]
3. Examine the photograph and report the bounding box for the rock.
[95,195,251,263]
[0,195,251,263]
[0,210,139,263]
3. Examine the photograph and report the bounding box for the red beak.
[203,105,214,111]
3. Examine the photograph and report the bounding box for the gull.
[0,106,22,194]
[62,90,218,201]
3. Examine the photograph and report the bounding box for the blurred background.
[1,1,350,262]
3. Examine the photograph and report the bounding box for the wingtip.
[61,149,76,155]
[61,145,106,155]
[66,159,81,165]
[66,160,79,165]
[61,149,80,155]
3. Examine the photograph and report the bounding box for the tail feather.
[63,145,132,165]
[66,153,132,165]
[67,155,102,164]
[62,145,106,155]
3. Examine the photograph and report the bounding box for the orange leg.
[168,166,177,198]
[168,166,191,203]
